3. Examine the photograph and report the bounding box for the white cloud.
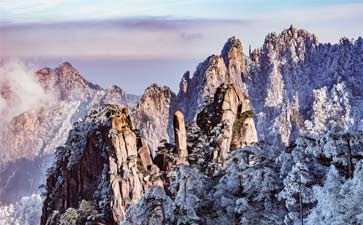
[0,61,53,121]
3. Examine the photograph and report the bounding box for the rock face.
[177,37,246,121]
[210,84,241,162]
[173,111,188,164]
[231,116,258,150]
[41,105,160,225]
[195,84,257,173]
[135,84,177,154]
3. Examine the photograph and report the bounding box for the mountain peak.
[35,62,101,100]
[135,83,177,153]
[221,36,244,66]
[108,84,124,93]
[264,26,318,48]
[143,83,174,98]
[59,61,73,69]
[57,61,80,78]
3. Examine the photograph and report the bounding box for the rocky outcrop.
[177,37,246,121]
[231,112,258,150]
[211,84,241,162]
[40,106,159,225]
[221,36,246,92]
[173,111,188,164]
[194,84,258,174]
[135,84,177,154]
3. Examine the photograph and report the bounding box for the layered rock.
[41,105,160,225]
[135,84,177,154]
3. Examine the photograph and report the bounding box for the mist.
[0,61,53,121]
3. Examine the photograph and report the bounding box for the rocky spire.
[195,84,258,174]
[135,84,177,154]
[40,105,161,225]
[177,36,246,121]
[177,71,191,99]
[221,36,246,88]
[173,110,188,164]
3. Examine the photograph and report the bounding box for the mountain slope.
[0,62,133,203]
[176,26,363,146]
[246,26,363,145]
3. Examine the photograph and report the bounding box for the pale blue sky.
[1,0,363,94]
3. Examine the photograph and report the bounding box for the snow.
[0,194,42,225]
[124,131,363,225]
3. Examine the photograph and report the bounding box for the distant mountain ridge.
[137,26,363,153]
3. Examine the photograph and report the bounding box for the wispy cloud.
[0,17,251,59]
[180,32,203,41]
[1,2,362,60]
[0,61,54,121]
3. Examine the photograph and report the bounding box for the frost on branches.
[0,194,42,225]
[123,132,363,225]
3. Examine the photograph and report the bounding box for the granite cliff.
[40,82,258,224]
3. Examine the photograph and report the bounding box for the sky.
[0,0,363,94]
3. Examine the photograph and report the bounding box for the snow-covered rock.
[41,105,160,225]
[246,26,363,145]
[135,84,177,155]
